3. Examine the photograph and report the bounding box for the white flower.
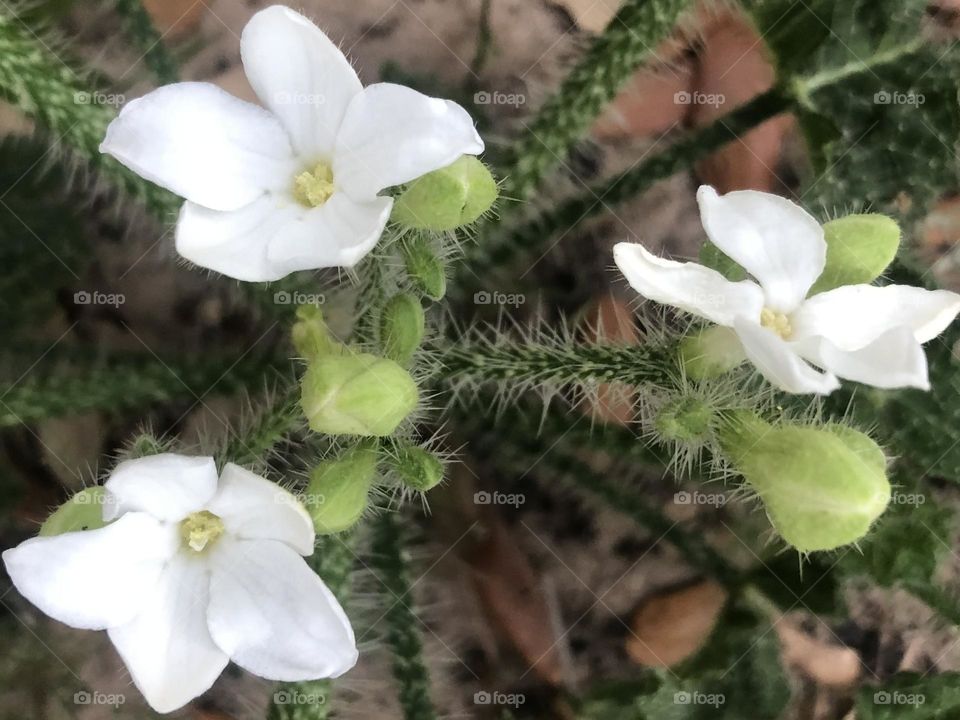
[99,5,484,282]
[614,186,960,394]
[2,454,356,714]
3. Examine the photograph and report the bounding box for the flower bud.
[679,326,746,379]
[306,445,377,534]
[654,396,714,442]
[389,441,444,492]
[301,352,418,437]
[292,305,342,361]
[392,155,498,231]
[720,412,890,552]
[39,487,109,536]
[381,293,425,365]
[402,235,446,300]
[810,214,900,294]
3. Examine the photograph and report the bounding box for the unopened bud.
[39,487,110,536]
[292,305,342,361]
[402,235,446,300]
[810,214,900,294]
[392,155,497,231]
[306,445,377,534]
[679,326,746,379]
[301,352,418,437]
[720,412,890,552]
[381,293,425,365]
[654,396,714,442]
[389,441,444,492]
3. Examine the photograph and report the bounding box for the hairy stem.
[371,512,437,720]
[499,0,694,203]
[459,88,791,290]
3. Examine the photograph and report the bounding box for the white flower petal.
[796,327,930,390]
[207,539,357,681]
[205,464,314,556]
[100,82,297,212]
[241,6,362,159]
[266,192,392,274]
[696,186,826,312]
[333,83,484,200]
[792,284,960,351]
[108,554,228,714]
[733,317,840,395]
[613,242,764,326]
[104,454,218,522]
[1,513,176,630]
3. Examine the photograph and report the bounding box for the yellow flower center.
[179,510,224,553]
[760,307,793,339]
[293,161,335,207]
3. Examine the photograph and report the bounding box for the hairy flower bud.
[392,155,497,231]
[389,441,444,492]
[306,445,378,534]
[301,352,418,437]
[380,293,425,365]
[720,412,891,552]
[39,487,110,536]
[679,326,746,379]
[402,235,447,300]
[292,305,342,361]
[810,214,900,294]
[654,396,714,442]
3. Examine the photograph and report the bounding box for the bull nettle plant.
[3,0,960,717]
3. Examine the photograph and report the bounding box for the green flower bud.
[679,326,746,379]
[392,155,498,231]
[389,441,444,492]
[720,412,891,552]
[809,214,900,295]
[654,396,714,442]
[380,293,425,365]
[292,305,342,361]
[301,352,418,437]
[306,445,378,534]
[39,487,110,536]
[402,235,446,300]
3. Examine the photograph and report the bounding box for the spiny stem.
[220,383,301,468]
[458,88,791,290]
[433,339,677,387]
[0,10,178,217]
[0,351,280,427]
[113,0,179,84]
[370,512,437,720]
[497,0,694,203]
[268,533,357,720]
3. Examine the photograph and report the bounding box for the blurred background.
[2,0,960,718]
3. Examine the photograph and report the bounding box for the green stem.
[113,0,179,84]
[0,351,280,427]
[459,88,791,289]
[220,383,301,468]
[433,339,677,387]
[498,0,694,203]
[268,533,357,720]
[371,512,437,720]
[0,11,178,217]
